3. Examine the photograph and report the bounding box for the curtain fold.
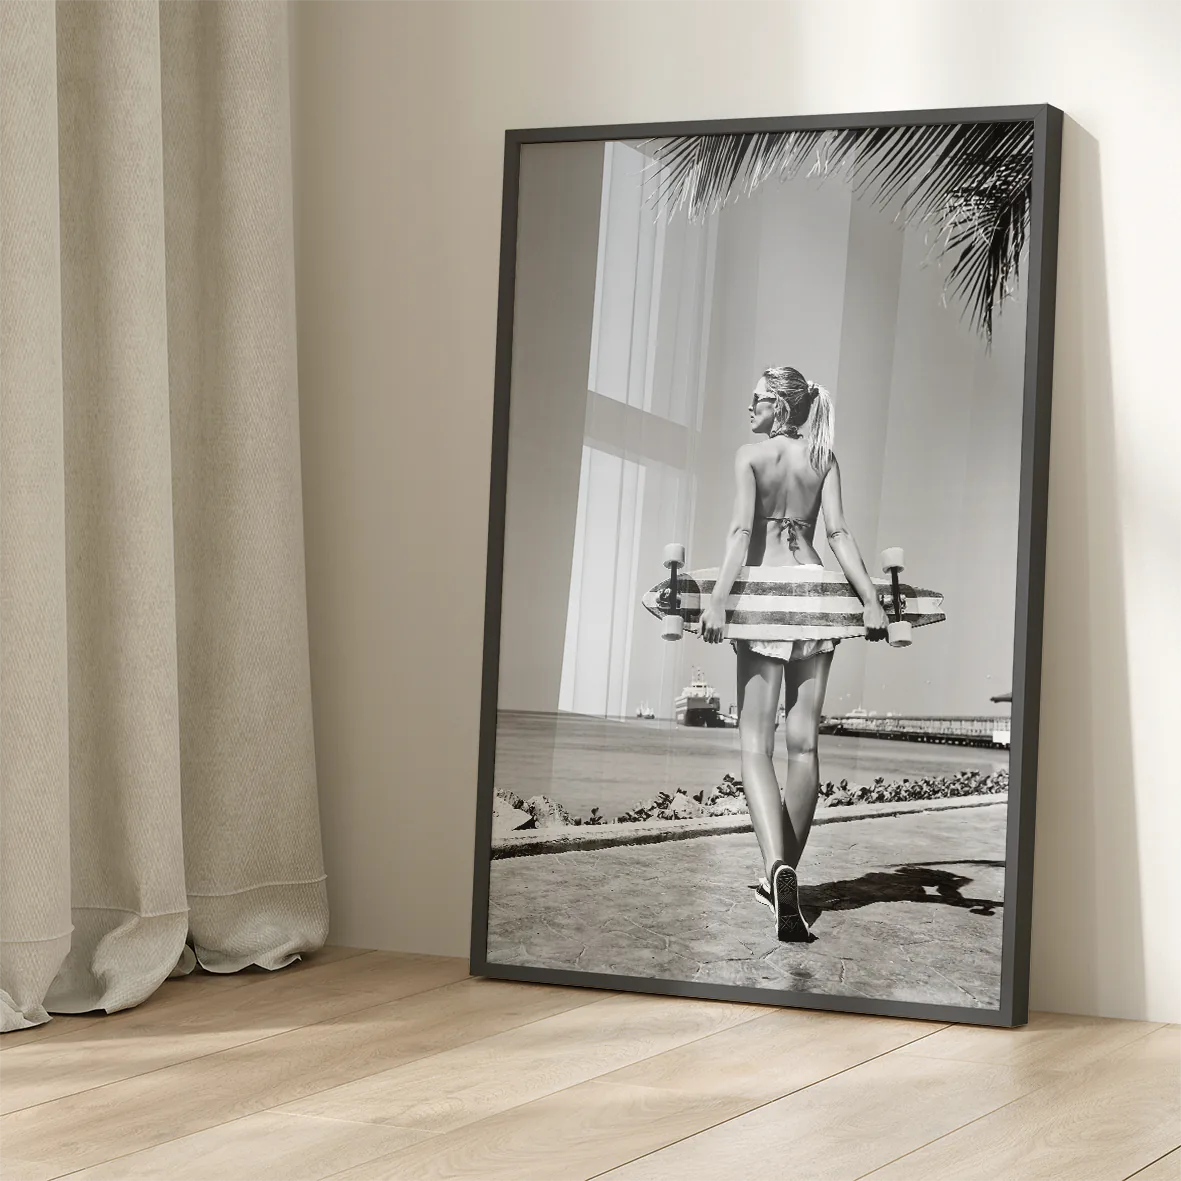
[0,0,327,1031]
[0,0,72,1032]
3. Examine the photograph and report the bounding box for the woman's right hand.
[863,597,889,642]
[701,599,727,643]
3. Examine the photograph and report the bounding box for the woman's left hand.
[863,597,889,641]
[701,600,727,643]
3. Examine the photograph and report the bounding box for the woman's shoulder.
[740,437,787,457]
[735,439,779,472]
[743,435,804,461]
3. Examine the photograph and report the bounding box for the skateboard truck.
[661,543,685,640]
[880,548,912,647]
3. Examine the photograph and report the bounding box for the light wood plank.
[325,1078,757,1181]
[63,1111,431,1181]
[1,952,470,1113]
[600,1049,1056,1180]
[0,1014,104,1052]
[0,978,597,1177]
[0,945,368,1052]
[895,1009,1163,1072]
[278,992,763,1133]
[0,1155,61,1181]
[603,1006,945,1101]
[863,1026,1181,1180]
[3,951,1171,1181]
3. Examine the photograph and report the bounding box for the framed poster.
[471,106,1062,1027]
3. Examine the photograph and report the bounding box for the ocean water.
[495,709,1008,820]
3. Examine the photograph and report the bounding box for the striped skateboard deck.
[641,565,945,642]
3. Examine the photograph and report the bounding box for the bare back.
[745,435,829,566]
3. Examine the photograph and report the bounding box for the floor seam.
[849,1088,1044,1181]
[276,997,770,1140]
[1124,1146,1181,1180]
[271,1109,440,1135]
[580,1022,954,1180]
[850,1026,1175,1181]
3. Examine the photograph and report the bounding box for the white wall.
[293,0,1180,1022]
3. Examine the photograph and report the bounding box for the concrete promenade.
[487,801,1006,1009]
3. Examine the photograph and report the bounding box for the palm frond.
[648,121,1035,343]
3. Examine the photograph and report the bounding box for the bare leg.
[780,648,834,868]
[736,643,785,879]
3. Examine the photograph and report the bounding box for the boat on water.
[675,669,723,727]
[633,701,655,719]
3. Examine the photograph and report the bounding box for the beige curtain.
[0,0,327,1031]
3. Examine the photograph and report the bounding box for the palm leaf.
[647,121,1035,342]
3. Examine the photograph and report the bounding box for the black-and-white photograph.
[476,113,1058,1023]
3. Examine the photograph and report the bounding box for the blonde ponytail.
[760,367,835,470]
[808,383,834,474]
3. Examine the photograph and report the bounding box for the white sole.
[773,863,812,942]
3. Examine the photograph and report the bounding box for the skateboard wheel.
[881,547,904,573]
[887,620,912,647]
[663,543,686,569]
[662,615,684,640]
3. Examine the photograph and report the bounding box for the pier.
[820,714,1011,749]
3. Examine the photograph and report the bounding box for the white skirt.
[732,637,837,664]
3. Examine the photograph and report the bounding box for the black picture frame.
[471,104,1063,1028]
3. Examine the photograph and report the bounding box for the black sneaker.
[750,876,773,913]
[771,860,811,942]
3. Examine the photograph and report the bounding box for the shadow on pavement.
[800,862,1005,922]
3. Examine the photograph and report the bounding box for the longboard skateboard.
[643,544,944,647]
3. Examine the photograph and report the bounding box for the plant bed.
[494,767,1009,833]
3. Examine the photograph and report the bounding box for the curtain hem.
[1,989,52,1033]
[190,878,329,974]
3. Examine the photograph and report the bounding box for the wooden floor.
[1,948,1177,1181]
